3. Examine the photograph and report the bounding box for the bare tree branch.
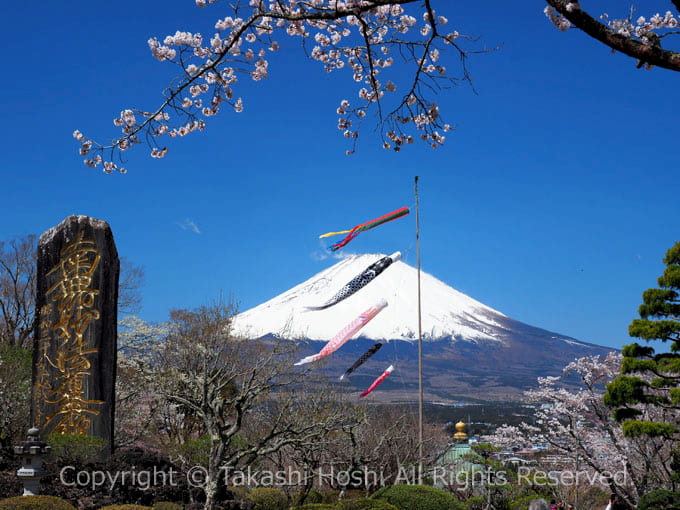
[0,235,36,348]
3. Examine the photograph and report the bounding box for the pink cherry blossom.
[487,352,675,508]
[77,1,480,172]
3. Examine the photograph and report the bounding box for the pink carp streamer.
[294,300,388,366]
[360,365,394,397]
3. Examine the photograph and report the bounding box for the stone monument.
[31,216,119,454]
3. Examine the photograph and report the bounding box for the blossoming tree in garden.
[489,353,674,508]
[544,1,680,71]
[74,0,488,173]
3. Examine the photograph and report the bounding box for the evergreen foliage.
[370,484,464,510]
[152,503,183,510]
[321,492,342,504]
[46,433,108,464]
[334,500,399,510]
[247,487,288,510]
[227,486,250,501]
[637,489,680,510]
[292,490,323,506]
[291,501,399,510]
[0,496,75,510]
[604,241,680,484]
[464,497,485,510]
[289,505,337,510]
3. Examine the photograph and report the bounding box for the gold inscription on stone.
[34,232,104,435]
[33,302,53,429]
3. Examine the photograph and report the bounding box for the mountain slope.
[236,253,510,343]
[232,254,614,402]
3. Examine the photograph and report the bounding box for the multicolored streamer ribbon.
[294,300,388,366]
[360,365,394,397]
[339,342,383,381]
[320,207,410,251]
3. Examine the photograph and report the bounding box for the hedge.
[228,486,250,500]
[371,484,464,510]
[247,487,288,510]
[321,490,363,504]
[0,496,76,510]
[289,505,337,510]
[335,499,399,510]
[152,503,183,510]
[292,490,323,506]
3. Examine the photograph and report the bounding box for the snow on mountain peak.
[232,253,507,342]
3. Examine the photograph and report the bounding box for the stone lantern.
[14,427,51,496]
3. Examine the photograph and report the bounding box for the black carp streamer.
[307,252,401,311]
[339,342,383,381]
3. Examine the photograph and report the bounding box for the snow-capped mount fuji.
[232,254,614,402]
[234,253,509,343]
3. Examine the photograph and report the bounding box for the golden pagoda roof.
[453,420,468,441]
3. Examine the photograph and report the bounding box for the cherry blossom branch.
[489,353,676,505]
[544,1,680,71]
[74,0,489,173]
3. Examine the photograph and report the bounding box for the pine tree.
[604,241,680,486]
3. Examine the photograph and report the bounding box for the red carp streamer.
[359,365,394,398]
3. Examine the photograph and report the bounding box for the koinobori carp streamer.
[339,342,383,381]
[306,252,401,311]
[359,365,394,397]
[295,300,388,366]
[320,206,410,252]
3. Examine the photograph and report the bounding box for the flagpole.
[415,176,423,484]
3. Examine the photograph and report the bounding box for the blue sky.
[1,1,678,350]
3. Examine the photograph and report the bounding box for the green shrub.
[322,491,341,504]
[638,490,680,510]
[228,485,250,500]
[0,496,76,510]
[340,490,364,501]
[289,505,337,510]
[292,490,323,506]
[335,499,399,510]
[46,433,107,463]
[305,490,323,504]
[170,435,211,467]
[152,503,183,510]
[371,484,464,510]
[247,487,288,510]
[465,496,485,510]
[98,506,152,510]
